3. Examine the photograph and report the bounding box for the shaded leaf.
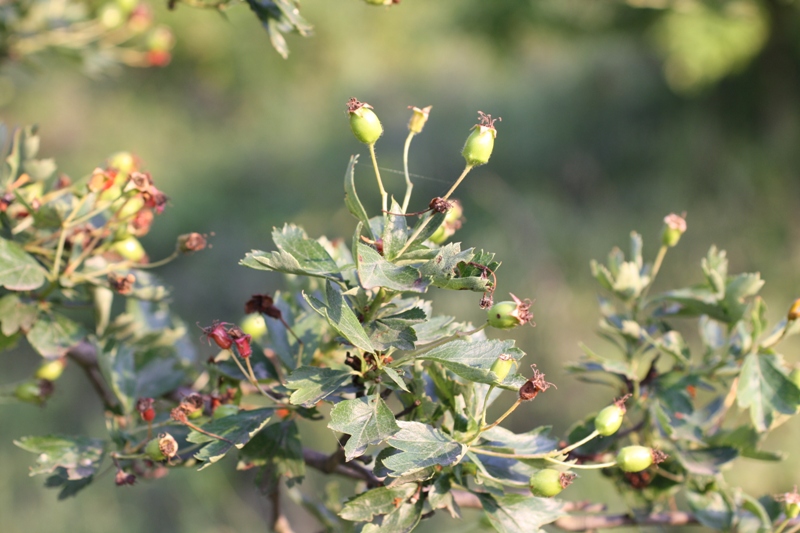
[328,395,399,461]
[416,338,526,390]
[382,421,466,476]
[339,484,417,522]
[686,490,734,530]
[238,420,305,491]
[0,294,38,336]
[0,237,47,290]
[343,155,372,238]
[26,312,85,358]
[356,242,429,293]
[242,224,342,281]
[285,366,354,407]
[14,435,105,480]
[382,199,409,261]
[96,339,136,414]
[674,447,738,476]
[737,353,800,432]
[304,281,375,352]
[478,492,567,533]
[363,500,423,533]
[188,408,274,470]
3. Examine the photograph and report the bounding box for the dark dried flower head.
[108,273,136,295]
[177,232,207,254]
[651,449,668,465]
[429,197,452,214]
[245,293,282,319]
[346,97,372,113]
[519,364,555,401]
[479,294,494,309]
[180,393,205,415]
[115,470,136,486]
[130,171,154,191]
[559,472,577,489]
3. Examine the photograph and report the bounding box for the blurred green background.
[2,0,800,531]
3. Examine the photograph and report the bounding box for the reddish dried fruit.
[201,321,233,350]
[519,365,555,401]
[228,326,253,359]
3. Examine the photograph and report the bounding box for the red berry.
[142,407,156,422]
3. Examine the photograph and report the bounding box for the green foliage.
[3,101,800,533]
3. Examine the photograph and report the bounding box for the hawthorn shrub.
[1,102,800,533]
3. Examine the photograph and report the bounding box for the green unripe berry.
[145,437,165,461]
[241,314,267,340]
[99,4,125,29]
[462,125,496,167]
[616,446,656,473]
[109,152,136,174]
[363,0,395,5]
[487,294,533,330]
[118,196,145,221]
[15,380,45,404]
[529,469,575,498]
[112,237,146,262]
[488,301,519,329]
[490,354,515,383]
[145,433,178,461]
[594,398,628,437]
[35,359,66,381]
[347,98,383,145]
[213,404,239,420]
[788,502,800,519]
